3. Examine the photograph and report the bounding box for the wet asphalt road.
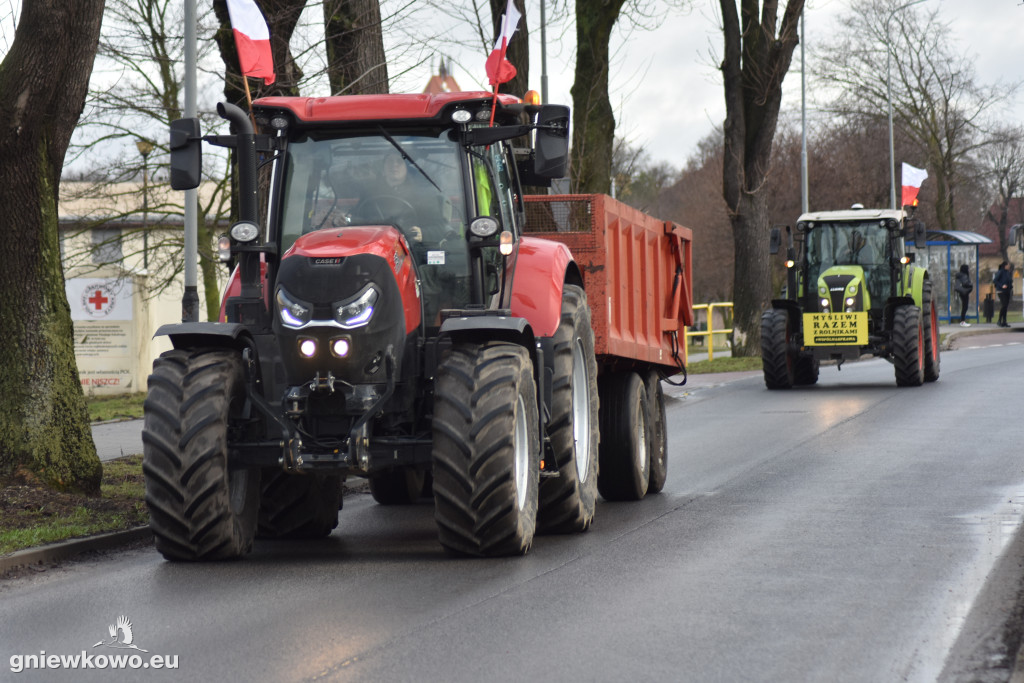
[7,331,1023,681]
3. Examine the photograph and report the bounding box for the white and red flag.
[226,0,275,85]
[901,162,928,207]
[485,0,521,86]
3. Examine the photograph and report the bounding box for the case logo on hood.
[311,257,343,266]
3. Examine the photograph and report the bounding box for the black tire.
[793,354,819,386]
[893,304,925,387]
[142,349,259,561]
[432,342,540,556]
[643,370,668,495]
[369,468,427,505]
[922,280,941,382]
[538,285,600,533]
[257,470,341,539]
[597,372,650,501]
[761,309,794,389]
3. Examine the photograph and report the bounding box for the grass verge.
[87,392,146,423]
[0,454,147,556]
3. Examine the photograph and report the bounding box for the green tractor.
[761,206,940,388]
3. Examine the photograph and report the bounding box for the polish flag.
[485,0,521,86]
[226,0,275,85]
[901,162,928,207]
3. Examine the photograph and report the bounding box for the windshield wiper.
[377,126,443,194]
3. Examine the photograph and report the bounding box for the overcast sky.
[396,0,1024,172]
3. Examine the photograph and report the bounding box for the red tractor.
[145,92,691,561]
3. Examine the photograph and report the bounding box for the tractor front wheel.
[142,349,260,561]
[431,342,540,556]
[761,309,794,389]
[893,305,925,387]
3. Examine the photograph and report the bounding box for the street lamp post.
[886,0,928,210]
[136,138,154,270]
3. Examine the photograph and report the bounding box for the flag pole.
[242,75,257,128]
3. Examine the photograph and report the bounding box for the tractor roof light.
[230,220,260,243]
[524,90,542,106]
[452,109,472,124]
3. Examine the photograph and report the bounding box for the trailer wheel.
[432,342,539,556]
[257,470,341,539]
[893,305,925,387]
[142,349,259,561]
[597,372,650,501]
[538,284,600,533]
[643,370,668,495]
[369,468,427,505]
[922,280,940,382]
[761,309,794,389]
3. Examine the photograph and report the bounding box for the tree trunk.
[569,0,625,195]
[324,0,389,95]
[719,0,803,356]
[0,0,105,493]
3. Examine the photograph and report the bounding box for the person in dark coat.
[994,261,1014,327]
[953,264,973,326]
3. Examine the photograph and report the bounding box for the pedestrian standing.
[953,264,973,326]
[994,261,1013,327]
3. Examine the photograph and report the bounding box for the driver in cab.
[355,150,450,249]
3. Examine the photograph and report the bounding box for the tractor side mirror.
[169,118,202,190]
[769,226,784,255]
[911,219,927,250]
[533,104,570,179]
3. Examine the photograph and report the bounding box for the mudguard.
[902,264,928,307]
[509,236,575,338]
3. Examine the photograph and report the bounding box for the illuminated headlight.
[298,338,317,358]
[276,287,312,329]
[452,110,472,124]
[820,298,830,309]
[845,297,855,307]
[333,285,379,328]
[230,220,260,243]
[331,338,351,358]
[785,259,795,268]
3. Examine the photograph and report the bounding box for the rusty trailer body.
[523,193,694,375]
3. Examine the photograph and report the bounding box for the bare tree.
[612,137,680,213]
[0,0,105,492]
[719,0,803,356]
[980,126,1024,263]
[814,0,1013,232]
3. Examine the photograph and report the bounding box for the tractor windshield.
[278,131,485,325]
[806,221,892,305]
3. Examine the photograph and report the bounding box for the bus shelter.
[921,230,992,323]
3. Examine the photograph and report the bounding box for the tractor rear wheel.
[538,284,600,533]
[761,309,794,389]
[922,280,941,382]
[257,470,341,539]
[142,349,259,561]
[644,370,668,494]
[432,342,539,556]
[597,371,650,501]
[369,468,427,505]
[893,305,925,387]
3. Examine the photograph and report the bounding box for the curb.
[0,526,151,575]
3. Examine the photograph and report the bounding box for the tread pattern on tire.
[538,284,600,533]
[431,342,539,556]
[922,280,940,382]
[644,371,668,494]
[257,470,341,539]
[892,305,925,387]
[142,349,259,561]
[761,309,794,389]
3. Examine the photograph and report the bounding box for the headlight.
[820,298,830,309]
[230,220,260,243]
[333,285,379,328]
[276,287,312,329]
